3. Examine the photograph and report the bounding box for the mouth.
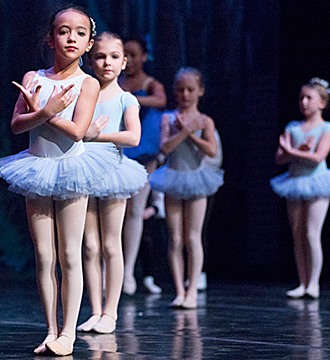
[65,46,78,51]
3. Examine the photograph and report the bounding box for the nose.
[301,97,308,105]
[105,55,111,65]
[68,32,77,42]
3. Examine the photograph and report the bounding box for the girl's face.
[174,74,204,110]
[48,10,94,62]
[90,38,127,85]
[124,41,147,75]
[299,86,326,117]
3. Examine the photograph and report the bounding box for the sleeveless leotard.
[270,120,330,199]
[149,111,224,200]
[84,91,147,199]
[0,69,120,200]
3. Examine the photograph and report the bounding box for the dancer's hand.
[175,113,202,135]
[12,79,42,112]
[44,84,76,117]
[84,114,109,141]
[279,133,292,153]
[299,136,315,151]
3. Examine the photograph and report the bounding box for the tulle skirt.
[149,165,224,200]
[84,144,148,199]
[270,170,330,200]
[0,144,146,200]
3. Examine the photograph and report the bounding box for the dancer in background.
[77,32,147,334]
[149,67,224,309]
[0,7,122,356]
[119,35,166,295]
[271,77,330,299]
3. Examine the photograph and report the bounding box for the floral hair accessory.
[90,17,97,37]
[310,77,329,89]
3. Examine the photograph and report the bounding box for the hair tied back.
[310,77,330,92]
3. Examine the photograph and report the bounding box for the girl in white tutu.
[77,32,147,334]
[149,68,224,309]
[270,78,330,299]
[0,7,121,356]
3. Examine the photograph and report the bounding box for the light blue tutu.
[0,144,129,200]
[270,170,330,200]
[84,144,148,199]
[149,165,224,200]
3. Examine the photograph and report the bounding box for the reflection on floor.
[1,282,330,359]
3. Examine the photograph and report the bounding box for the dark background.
[0,0,329,286]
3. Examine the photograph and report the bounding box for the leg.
[26,197,59,354]
[77,197,102,332]
[123,160,157,294]
[305,197,329,298]
[93,198,127,333]
[286,199,307,298]
[47,196,88,355]
[182,198,207,309]
[166,195,185,307]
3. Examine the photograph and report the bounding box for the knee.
[36,249,55,271]
[169,237,183,254]
[102,241,121,261]
[60,247,81,271]
[83,238,100,260]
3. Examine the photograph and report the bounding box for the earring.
[79,57,83,66]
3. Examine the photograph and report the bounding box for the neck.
[100,78,120,91]
[52,58,81,77]
[305,112,324,124]
[177,105,199,117]
[99,78,122,100]
[124,69,144,79]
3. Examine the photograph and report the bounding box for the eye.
[59,29,69,35]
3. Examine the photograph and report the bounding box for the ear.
[199,86,205,97]
[122,56,127,70]
[85,39,94,53]
[320,99,327,110]
[47,35,54,49]
[142,52,148,64]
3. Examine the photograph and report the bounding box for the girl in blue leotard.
[77,32,147,334]
[271,78,330,299]
[119,35,166,295]
[149,68,224,309]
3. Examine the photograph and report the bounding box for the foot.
[123,276,137,295]
[286,285,306,299]
[46,335,73,356]
[143,276,162,294]
[305,284,320,299]
[92,314,116,334]
[181,295,197,309]
[33,333,57,355]
[168,295,184,309]
[77,315,101,332]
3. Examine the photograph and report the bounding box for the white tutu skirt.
[0,144,147,200]
[270,170,330,200]
[149,165,224,200]
[84,144,148,199]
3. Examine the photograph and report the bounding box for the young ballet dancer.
[271,77,330,299]
[0,7,122,356]
[119,35,167,295]
[76,32,147,333]
[149,67,224,309]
